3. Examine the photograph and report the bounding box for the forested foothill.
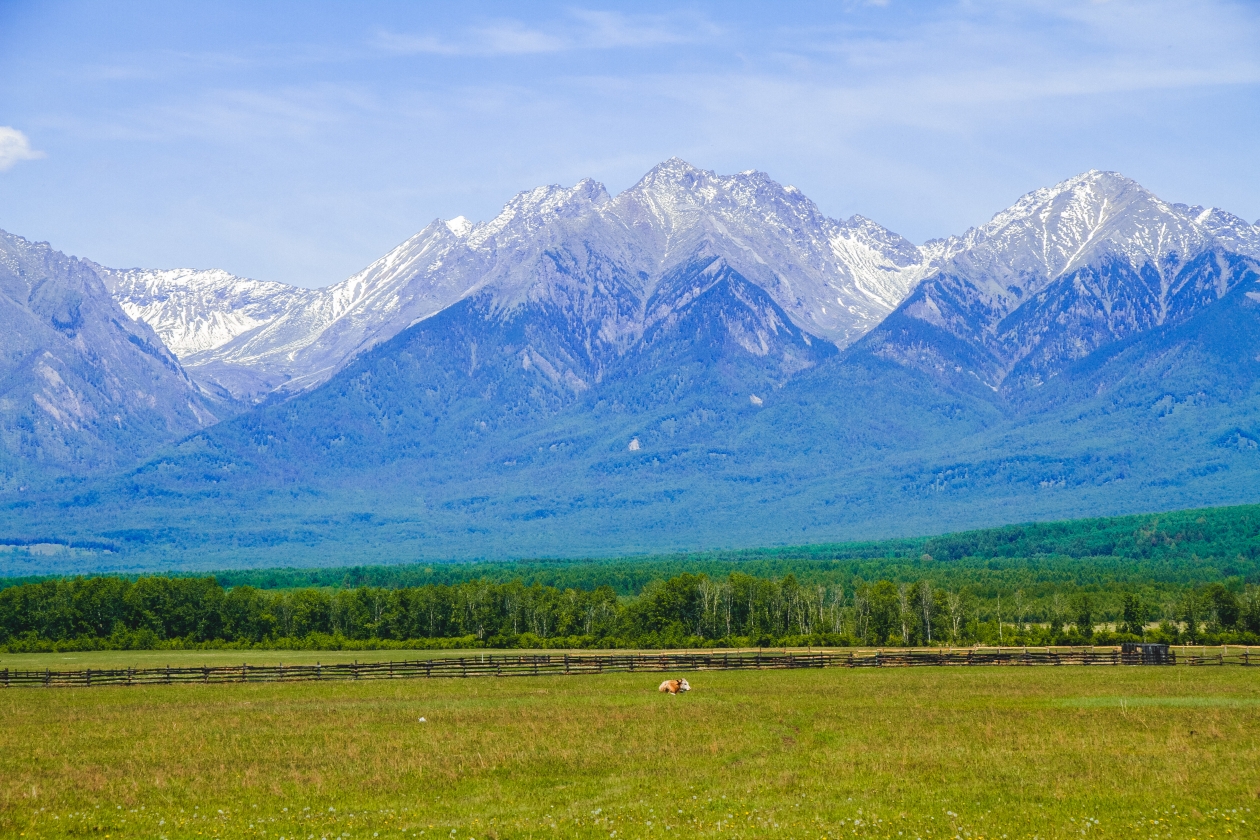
[3,503,1260,652]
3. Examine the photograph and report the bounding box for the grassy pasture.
[2,666,1259,839]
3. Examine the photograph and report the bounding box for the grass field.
[2,665,1258,840]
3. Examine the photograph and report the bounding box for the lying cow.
[658,678,691,695]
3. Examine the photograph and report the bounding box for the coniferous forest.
[4,504,1260,652]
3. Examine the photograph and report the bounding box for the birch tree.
[919,580,933,644]
[897,584,913,645]
[945,590,965,643]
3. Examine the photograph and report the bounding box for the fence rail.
[2,646,1257,689]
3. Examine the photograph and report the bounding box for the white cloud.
[0,127,45,171]
[374,8,711,57]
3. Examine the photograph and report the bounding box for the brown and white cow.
[658,678,691,695]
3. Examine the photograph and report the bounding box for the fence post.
[86,668,91,687]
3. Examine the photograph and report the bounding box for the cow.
[658,678,691,695]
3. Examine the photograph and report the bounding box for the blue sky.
[1,0,1258,288]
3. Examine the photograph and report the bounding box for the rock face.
[95,265,317,400]
[861,171,1260,391]
[0,231,221,487]
[106,160,929,399]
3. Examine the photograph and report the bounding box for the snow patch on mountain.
[110,160,930,397]
[105,163,1259,404]
[882,169,1260,389]
[921,170,1225,313]
[97,266,315,357]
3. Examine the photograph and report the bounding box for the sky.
[1,0,1258,289]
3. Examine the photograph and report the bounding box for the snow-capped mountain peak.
[467,178,611,250]
[882,169,1260,390]
[606,160,929,343]
[445,216,474,237]
[931,169,1229,312]
[101,160,940,398]
[97,265,315,358]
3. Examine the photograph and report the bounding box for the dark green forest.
[4,503,1260,652]
[2,570,1258,653]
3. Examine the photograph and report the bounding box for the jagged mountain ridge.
[105,164,1260,408]
[94,265,319,400]
[104,159,931,400]
[94,266,315,358]
[0,231,223,489]
[861,170,1260,391]
[5,165,1260,570]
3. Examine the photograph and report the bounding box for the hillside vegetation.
[4,503,1259,652]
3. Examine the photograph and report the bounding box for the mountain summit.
[105,160,928,400]
[865,170,1260,390]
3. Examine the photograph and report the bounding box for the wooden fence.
[2,646,1257,689]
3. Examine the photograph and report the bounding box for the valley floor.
[2,666,1258,838]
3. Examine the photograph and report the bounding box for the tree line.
[2,572,1258,652]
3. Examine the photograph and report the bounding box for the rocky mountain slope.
[4,166,1260,572]
[0,231,222,490]
[861,170,1260,391]
[105,160,931,400]
[96,265,317,400]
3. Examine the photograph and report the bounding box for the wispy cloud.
[375,8,712,57]
[0,127,45,171]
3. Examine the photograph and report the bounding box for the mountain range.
[2,160,1260,574]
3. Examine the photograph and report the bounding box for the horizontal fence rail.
[2,647,1257,689]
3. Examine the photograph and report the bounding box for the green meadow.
[3,664,1259,839]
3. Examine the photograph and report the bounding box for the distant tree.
[1073,594,1094,640]
[945,590,965,643]
[1203,583,1240,632]
[897,584,913,645]
[996,592,1004,644]
[852,589,872,645]
[1120,593,1146,636]
[1049,593,1066,635]
[869,581,899,644]
[1242,585,1260,635]
[919,580,934,644]
[1011,589,1026,634]
[1181,592,1201,642]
